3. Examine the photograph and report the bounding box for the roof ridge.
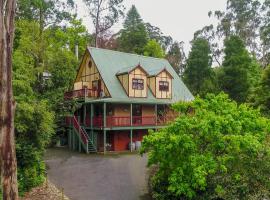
[87,46,168,62]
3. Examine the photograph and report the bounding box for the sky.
[76,0,227,53]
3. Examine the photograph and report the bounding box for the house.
[65,47,193,153]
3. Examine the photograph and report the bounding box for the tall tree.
[220,35,261,103]
[83,0,125,47]
[260,0,270,66]
[251,65,270,116]
[183,38,216,96]
[145,22,173,51]
[166,41,186,75]
[0,0,19,199]
[211,0,262,52]
[118,5,148,54]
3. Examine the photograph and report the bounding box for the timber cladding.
[155,70,172,99]
[74,51,110,96]
[128,67,148,98]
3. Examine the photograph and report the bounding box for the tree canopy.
[118,5,149,54]
[219,35,261,103]
[141,93,270,200]
[183,38,217,97]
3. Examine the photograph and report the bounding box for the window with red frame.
[132,79,144,90]
[159,81,169,91]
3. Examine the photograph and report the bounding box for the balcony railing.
[64,88,98,100]
[85,115,178,128]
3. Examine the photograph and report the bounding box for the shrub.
[141,93,270,200]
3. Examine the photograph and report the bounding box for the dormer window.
[116,64,148,98]
[159,81,169,91]
[132,78,144,90]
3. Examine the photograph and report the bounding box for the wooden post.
[90,104,94,128]
[83,104,86,126]
[103,103,106,128]
[103,130,106,154]
[103,103,107,154]
[130,130,133,152]
[130,103,133,126]
[0,0,19,198]
[155,104,158,126]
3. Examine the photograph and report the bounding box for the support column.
[103,103,107,128]
[155,104,158,126]
[90,103,94,142]
[103,130,107,154]
[90,104,94,128]
[83,104,86,126]
[130,129,133,152]
[103,102,107,154]
[130,103,133,126]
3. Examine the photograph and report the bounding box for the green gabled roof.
[88,47,194,104]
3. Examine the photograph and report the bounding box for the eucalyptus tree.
[83,0,125,47]
[166,41,186,75]
[145,22,173,51]
[0,0,19,199]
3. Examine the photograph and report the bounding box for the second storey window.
[159,81,169,91]
[132,79,144,90]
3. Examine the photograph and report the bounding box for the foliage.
[206,0,270,66]
[83,0,125,46]
[118,5,149,54]
[219,35,261,103]
[166,41,186,75]
[13,12,89,194]
[183,38,218,97]
[17,0,75,30]
[251,65,270,116]
[141,93,270,200]
[145,22,173,51]
[143,40,165,58]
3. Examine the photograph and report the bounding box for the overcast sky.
[76,0,227,53]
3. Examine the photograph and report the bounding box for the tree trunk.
[0,0,19,199]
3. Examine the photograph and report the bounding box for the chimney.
[75,43,79,61]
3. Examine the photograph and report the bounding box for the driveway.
[45,148,151,200]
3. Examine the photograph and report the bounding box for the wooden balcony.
[64,88,98,100]
[88,115,177,128]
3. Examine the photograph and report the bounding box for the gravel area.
[45,148,151,200]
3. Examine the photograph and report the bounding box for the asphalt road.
[45,148,151,200]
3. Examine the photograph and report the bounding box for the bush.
[16,143,46,195]
[141,93,270,200]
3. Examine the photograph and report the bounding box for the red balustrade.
[64,88,98,100]
[66,116,89,144]
[132,116,156,126]
[67,115,179,128]
[107,116,131,127]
